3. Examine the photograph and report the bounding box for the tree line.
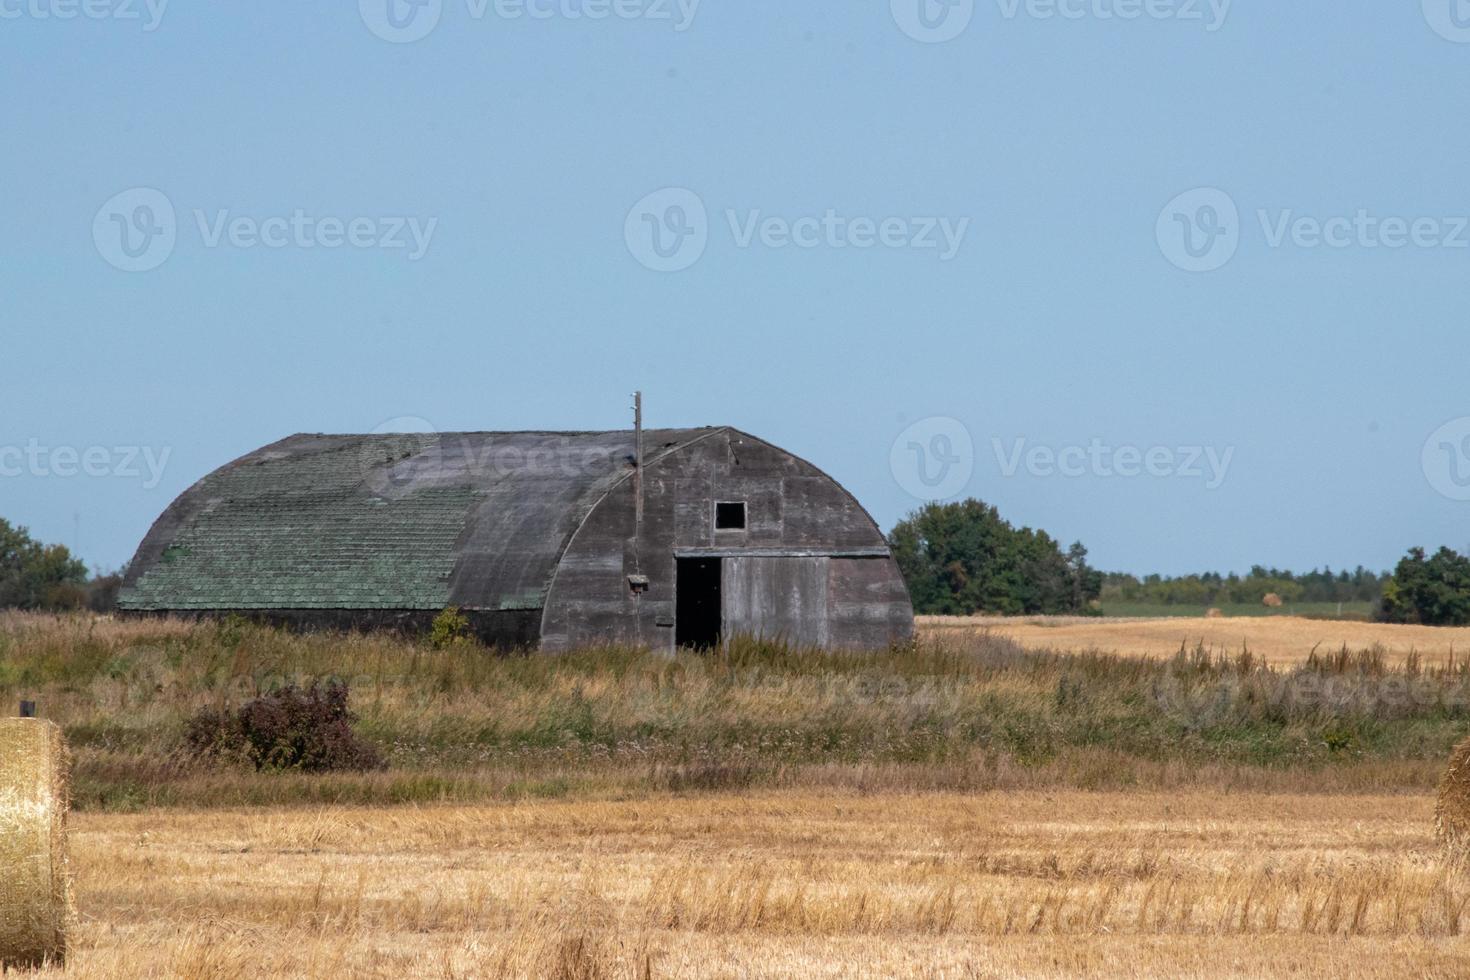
[0,519,121,612]
[888,499,1470,626]
[1101,566,1388,607]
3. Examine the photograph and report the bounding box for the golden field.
[8,613,1470,976]
[22,790,1470,979]
[921,614,1470,666]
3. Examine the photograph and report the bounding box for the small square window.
[714,501,747,530]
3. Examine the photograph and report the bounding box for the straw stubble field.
[29,791,1470,978]
[923,614,1470,666]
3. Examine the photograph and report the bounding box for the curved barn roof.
[119,428,719,612]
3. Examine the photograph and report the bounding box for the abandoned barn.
[118,426,915,650]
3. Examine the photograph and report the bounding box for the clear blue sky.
[3,2,1468,576]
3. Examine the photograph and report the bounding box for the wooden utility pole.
[633,391,644,528]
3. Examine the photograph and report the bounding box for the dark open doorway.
[676,557,721,649]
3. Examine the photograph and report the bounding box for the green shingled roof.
[119,428,713,613]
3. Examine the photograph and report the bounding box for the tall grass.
[1,613,1467,809]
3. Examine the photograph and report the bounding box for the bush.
[185,682,384,772]
[430,606,471,648]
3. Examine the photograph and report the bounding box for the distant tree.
[1067,542,1103,612]
[85,568,127,612]
[1378,546,1470,627]
[888,500,1100,616]
[0,518,89,610]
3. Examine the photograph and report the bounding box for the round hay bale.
[1437,734,1470,845]
[1262,593,1284,608]
[0,719,73,968]
[1205,608,1224,619]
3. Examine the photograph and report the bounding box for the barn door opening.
[675,557,722,649]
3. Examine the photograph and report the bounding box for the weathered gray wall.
[541,429,913,651]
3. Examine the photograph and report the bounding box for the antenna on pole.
[633,391,644,528]
[631,392,646,646]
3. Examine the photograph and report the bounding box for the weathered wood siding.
[723,556,830,647]
[541,429,913,651]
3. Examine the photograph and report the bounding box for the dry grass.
[10,790,1470,978]
[6,612,1470,806]
[922,614,1470,666]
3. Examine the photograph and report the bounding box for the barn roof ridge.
[289,425,726,438]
